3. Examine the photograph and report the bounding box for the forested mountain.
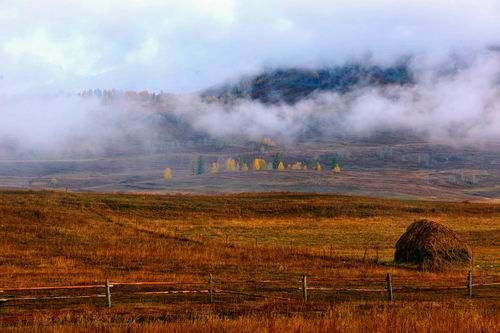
[203,64,412,104]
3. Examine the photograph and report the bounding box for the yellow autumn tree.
[163,167,173,180]
[210,161,218,174]
[253,158,266,171]
[260,159,267,170]
[315,161,322,172]
[253,159,260,171]
[291,162,303,170]
[334,163,341,173]
[241,162,249,171]
[226,158,236,172]
[277,161,285,171]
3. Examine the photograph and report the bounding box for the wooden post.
[363,248,368,262]
[470,247,475,272]
[467,271,473,297]
[302,274,308,302]
[386,273,393,301]
[208,274,214,303]
[105,277,112,307]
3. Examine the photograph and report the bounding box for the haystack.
[394,219,471,270]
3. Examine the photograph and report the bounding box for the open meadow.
[4,1,500,332]
[0,190,498,332]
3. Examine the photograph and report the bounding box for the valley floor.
[0,190,498,332]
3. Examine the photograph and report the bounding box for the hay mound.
[394,219,471,269]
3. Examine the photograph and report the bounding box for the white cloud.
[4,28,99,76]
[1,0,500,94]
[126,37,160,64]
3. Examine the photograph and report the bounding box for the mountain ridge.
[202,64,412,105]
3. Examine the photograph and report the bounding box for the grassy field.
[0,190,499,332]
[2,138,500,201]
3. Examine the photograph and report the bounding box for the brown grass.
[2,302,499,333]
[0,190,499,331]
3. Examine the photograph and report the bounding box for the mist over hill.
[3,50,500,162]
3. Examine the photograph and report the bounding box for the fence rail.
[1,271,499,308]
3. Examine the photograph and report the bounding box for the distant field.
[2,139,500,201]
[0,190,499,332]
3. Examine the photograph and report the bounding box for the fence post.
[208,274,214,304]
[105,277,112,307]
[363,248,368,262]
[302,274,308,303]
[386,273,393,301]
[467,271,473,297]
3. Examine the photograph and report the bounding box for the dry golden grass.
[2,302,499,333]
[0,190,499,332]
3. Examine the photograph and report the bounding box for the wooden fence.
[1,271,499,308]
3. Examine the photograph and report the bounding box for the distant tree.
[253,158,260,171]
[109,88,117,99]
[226,158,236,172]
[253,158,266,171]
[291,162,303,170]
[210,161,219,174]
[330,157,338,170]
[241,161,249,171]
[261,137,277,148]
[333,163,341,173]
[272,153,283,170]
[163,167,173,180]
[314,161,322,172]
[125,90,136,98]
[193,156,205,175]
[260,159,267,170]
[138,90,150,99]
[277,161,285,171]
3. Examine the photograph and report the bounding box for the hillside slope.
[203,64,412,104]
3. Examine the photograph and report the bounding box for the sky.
[1,0,500,157]
[2,0,500,94]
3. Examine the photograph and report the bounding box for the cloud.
[1,1,500,158]
[0,94,157,158]
[1,1,500,94]
[1,50,499,159]
[170,51,500,144]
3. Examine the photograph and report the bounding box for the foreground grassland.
[0,190,499,332]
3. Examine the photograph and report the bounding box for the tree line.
[164,154,341,180]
